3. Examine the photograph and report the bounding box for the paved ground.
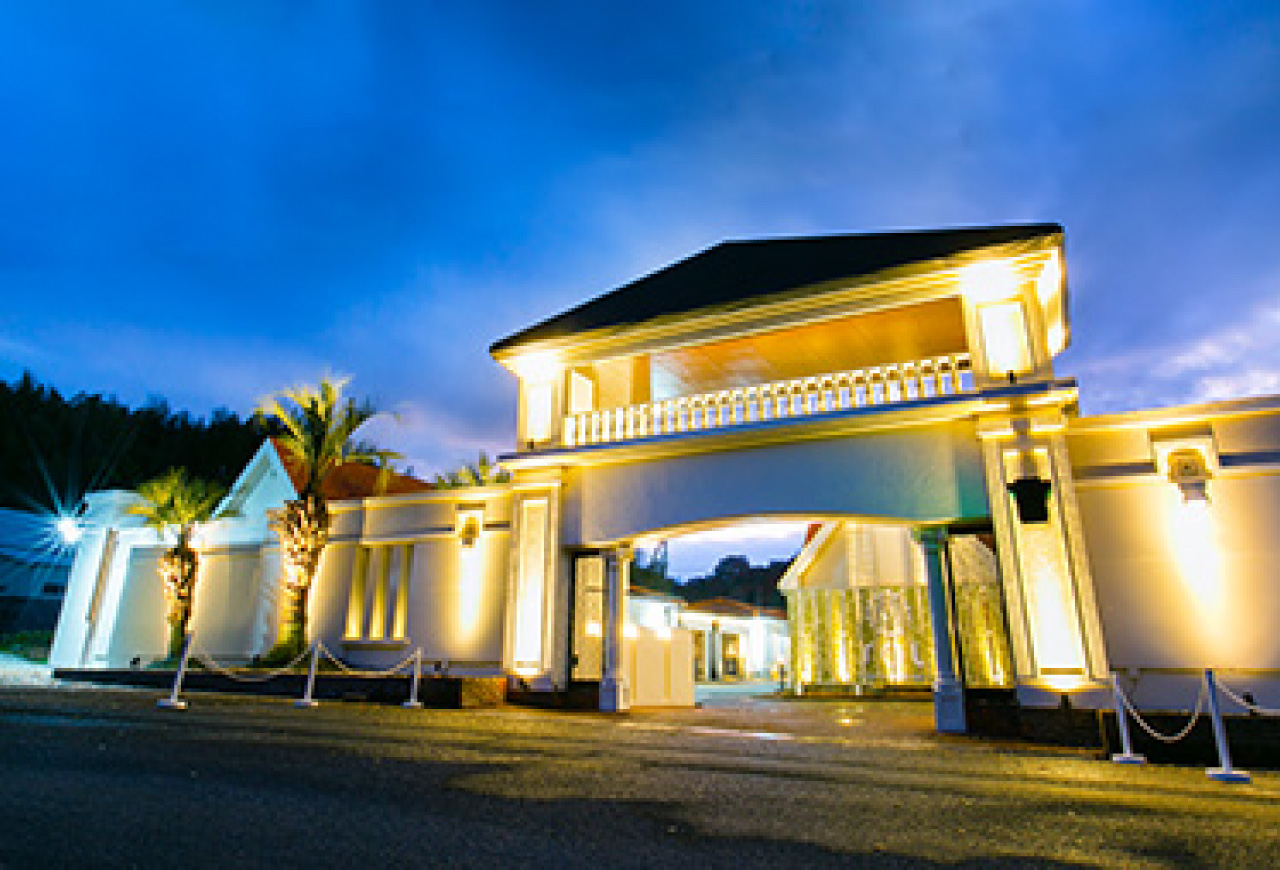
[1,685,1278,868]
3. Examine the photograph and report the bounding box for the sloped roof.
[685,597,786,621]
[491,223,1062,355]
[270,440,433,501]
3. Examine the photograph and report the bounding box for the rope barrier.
[317,643,420,678]
[1215,679,1280,717]
[191,639,312,683]
[1114,678,1206,744]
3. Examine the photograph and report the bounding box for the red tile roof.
[271,439,433,501]
[684,597,786,621]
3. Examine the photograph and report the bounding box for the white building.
[50,223,1280,732]
[629,587,789,682]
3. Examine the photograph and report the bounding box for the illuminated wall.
[781,521,1013,691]
[1070,404,1280,683]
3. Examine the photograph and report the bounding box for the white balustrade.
[562,353,972,447]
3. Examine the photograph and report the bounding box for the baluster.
[957,354,974,392]
[946,356,960,395]
[902,363,919,401]
[919,360,936,398]
[885,365,901,403]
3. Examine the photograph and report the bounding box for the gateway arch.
[492,225,1109,730]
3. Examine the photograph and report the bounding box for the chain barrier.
[191,638,313,683]
[317,643,420,678]
[1114,677,1206,744]
[1215,679,1280,717]
[1111,669,1253,783]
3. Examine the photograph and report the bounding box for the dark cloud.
[2,1,1279,474]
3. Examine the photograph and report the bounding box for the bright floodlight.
[57,516,82,545]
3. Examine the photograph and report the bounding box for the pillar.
[916,528,966,734]
[599,546,632,711]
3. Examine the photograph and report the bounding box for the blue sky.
[2,2,1279,572]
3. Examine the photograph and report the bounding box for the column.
[599,546,632,711]
[916,528,966,734]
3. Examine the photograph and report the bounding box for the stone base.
[933,679,966,734]
[599,675,630,712]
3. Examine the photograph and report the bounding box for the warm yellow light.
[1046,321,1067,357]
[1040,674,1088,693]
[513,666,539,677]
[524,380,555,443]
[654,625,672,641]
[1035,249,1062,306]
[512,350,561,382]
[585,620,602,638]
[623,623,638,640]
[1168,494,1225,642]
[457,539,484,644]
[960,260,1022,303]
[1018,520,1088,675]
[979,301,1033,376]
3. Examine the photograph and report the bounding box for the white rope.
[191,638,312,683]
[1215,680,1280,717]
[1116,679,1207,744]
[317,643,419,678]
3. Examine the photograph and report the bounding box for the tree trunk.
[280,582,312,657]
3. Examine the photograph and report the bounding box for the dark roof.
[491,223,1063,355]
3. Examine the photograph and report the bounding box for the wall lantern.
[1007,476,1053,524]
[1166,448,1211,503]
[456,509,483,548]
[1151,432,1218,505]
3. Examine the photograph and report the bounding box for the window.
[345,544,414,642]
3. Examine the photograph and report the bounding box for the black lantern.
[1007,476,1052,524]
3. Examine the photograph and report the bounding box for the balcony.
[562,353,973,448]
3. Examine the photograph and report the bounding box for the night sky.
[2,3,1279,571]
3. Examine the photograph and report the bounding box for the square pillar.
[915,528,966,734]
[600,545,632,711]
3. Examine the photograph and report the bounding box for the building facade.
[50,223,1280,733]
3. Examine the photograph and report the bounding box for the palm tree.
[128,468,227,660]
[256,375,399,658]
[431,451,511,489]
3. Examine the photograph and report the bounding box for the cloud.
[1073,293,1280,414]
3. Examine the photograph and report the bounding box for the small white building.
[629,587,789,682]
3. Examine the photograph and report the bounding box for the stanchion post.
[1110,673,1145,765]
[403,649,423,709]
[1204,669,1250,783]
[294,642,320,709]
[157,632,194,710]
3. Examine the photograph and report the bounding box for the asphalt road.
[1,687,1278,868]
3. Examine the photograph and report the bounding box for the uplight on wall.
[959,259,1022,304]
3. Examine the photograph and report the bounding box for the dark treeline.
[632,554,791,609]
[0,371,269,513]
